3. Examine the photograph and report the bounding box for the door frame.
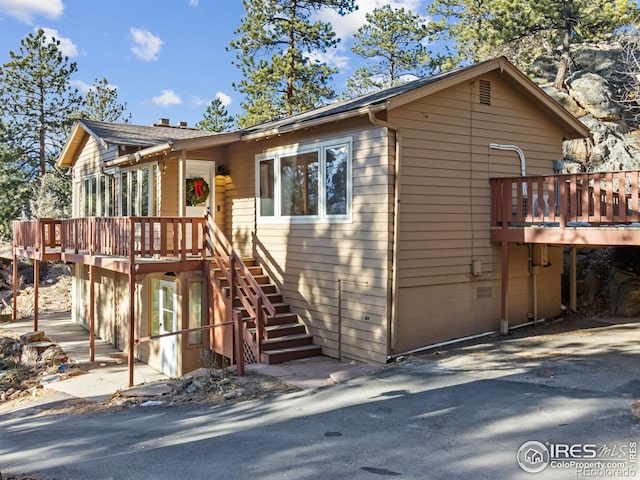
[158,279,178,377]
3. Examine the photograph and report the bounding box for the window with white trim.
[257,138,351,222]
[82,174,114,217]
[119,164,158,216]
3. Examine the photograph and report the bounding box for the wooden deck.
[12,216,207,273]
[490,170,640,246]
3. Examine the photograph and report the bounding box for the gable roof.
[171,56,588,153]
[58,118,213,167]
[58,57,590,167]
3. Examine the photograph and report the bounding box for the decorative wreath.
[186,177,210,206]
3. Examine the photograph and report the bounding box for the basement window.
[479,80,491,106]
[257,137,352,223]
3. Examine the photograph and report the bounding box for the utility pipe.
[489,143,526,177]
[490,143,533,333]
[368,108,402,354]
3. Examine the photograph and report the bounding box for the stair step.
[265,292,283,304]
[228,290,282,304]
[259,283,277,294]
[206,257,320,365]
[260,344,323,364]
[247,322,306,339]
[265,312,299,326]
[233,300,289,315]
[260,333,313,351]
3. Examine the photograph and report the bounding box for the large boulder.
[567,115,640,170]
[567,73,621,121]
[608,266,640,316]
[543,87,587,118]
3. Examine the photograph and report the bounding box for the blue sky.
[0,0,430,128]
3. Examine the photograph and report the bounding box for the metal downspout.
[368,109,402,357]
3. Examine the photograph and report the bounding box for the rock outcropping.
[531,43,640,173]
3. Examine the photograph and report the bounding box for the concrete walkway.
[1,311,380,403]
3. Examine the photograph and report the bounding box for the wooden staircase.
[211,258,321,364]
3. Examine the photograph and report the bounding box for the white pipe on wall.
[489,143,526,177]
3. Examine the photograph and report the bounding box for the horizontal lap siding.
[227,119,392,364]
[390,71,566,352]
[72,138,117,217]
[161,161,179,216]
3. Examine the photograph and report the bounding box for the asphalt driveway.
[1,316,639,480]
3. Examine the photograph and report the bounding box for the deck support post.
[12,252,17,321]
[234,309,245,376]
[128,272,135,387]
[570,246,577,313]
[128,218,136,387]
[500,242,509,335]
[89,265,95,362]
[33,259,39,331]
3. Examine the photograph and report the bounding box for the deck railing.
[491,171,640,228]
[13,216,207,259]
[12,218,61,252]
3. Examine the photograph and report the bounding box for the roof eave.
[56,121,86,168]
[240,104,388,142]
[104,142,174,168]
[169,131,242,151]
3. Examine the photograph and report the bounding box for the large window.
[119,164,157,217]
[82,174,114,217]
[257,138,351,222]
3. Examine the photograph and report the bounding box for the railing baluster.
[604,172,614,223]
[631,172,639,222]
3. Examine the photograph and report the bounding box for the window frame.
[118,163,158,217]
[256,137,352,224]
[81,173,114,217]
[149,277,178,338]
[187,280,204,346]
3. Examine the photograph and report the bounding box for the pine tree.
[82,77,131,123]
[494,0,639,89]
[428,0,639,87]
[0,122,30,239]
[229,0,357,127]
[195,97,236,132]
[344,5,432,98]
[0,29,82,178]
[427,0,496,71]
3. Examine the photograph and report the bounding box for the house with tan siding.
[21,56,637,384]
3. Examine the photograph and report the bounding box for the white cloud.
[0,0,63,24]
[319,0,426,43]
[311,0,428,70]
[72,79,119,95]
[129,28,163,61]
[40,27,78,57]
[189,0,198,6]
[152,90,182,106]
[70,79,91,94]
[215,92,232,107]
[190,95,207,107]
[307,49,350,70]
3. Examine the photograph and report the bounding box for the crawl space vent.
[477,286,492,299]
[479,80,491,106]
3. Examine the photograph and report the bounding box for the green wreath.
[186,177,210,206]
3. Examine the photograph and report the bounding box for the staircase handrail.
[204,209,276,359]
